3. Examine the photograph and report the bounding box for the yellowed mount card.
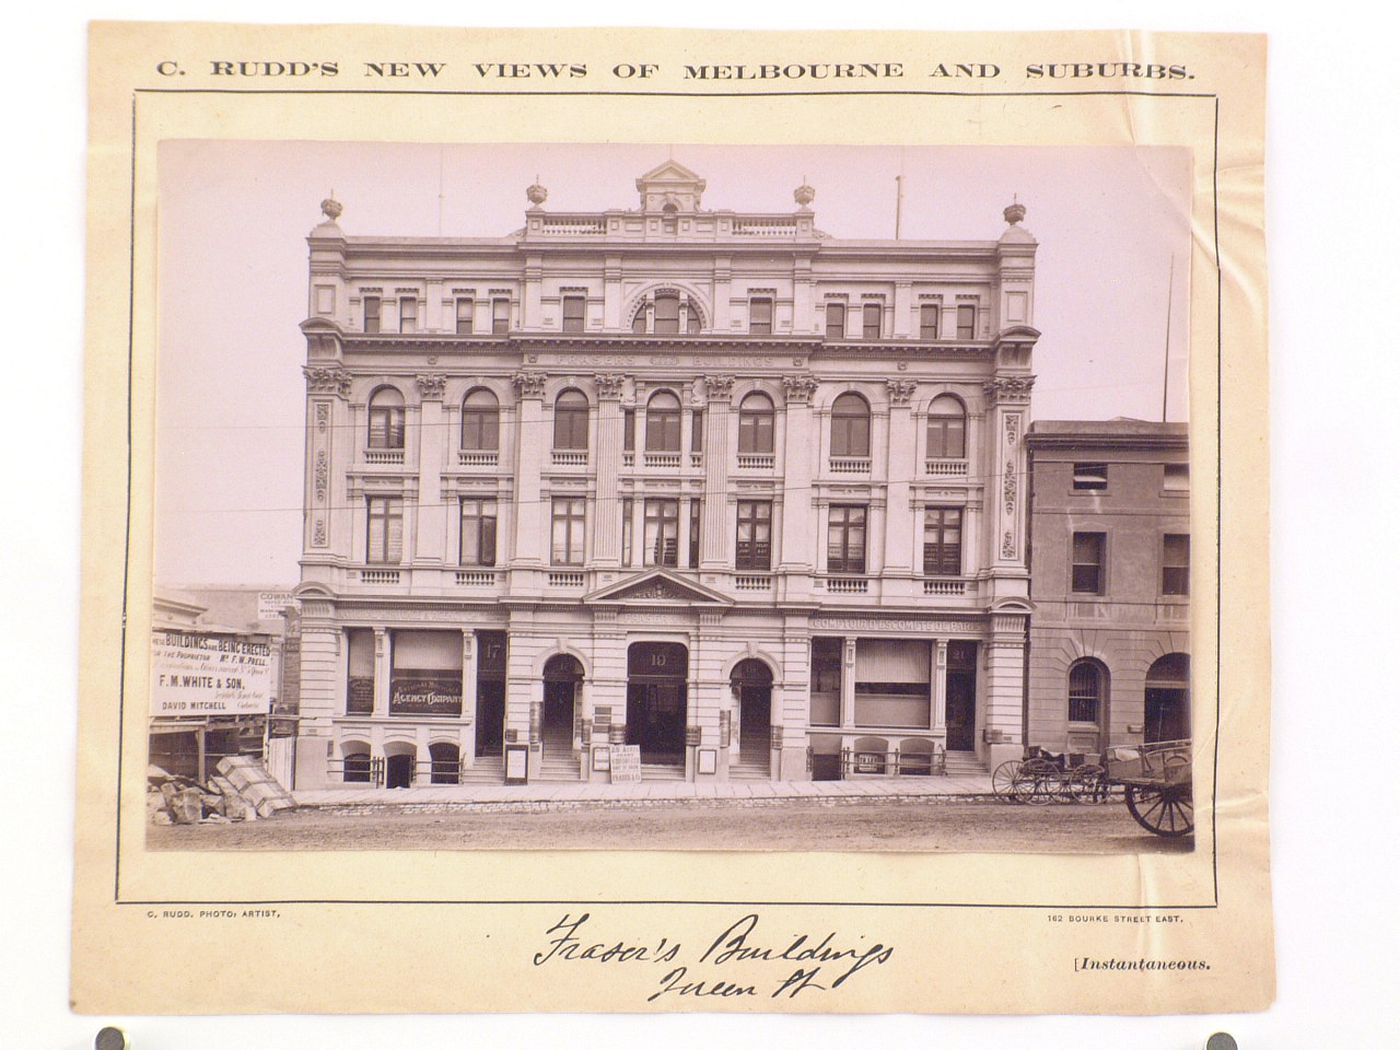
[76,23,1271,1014]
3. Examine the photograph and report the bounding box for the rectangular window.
[854,639,932,729]
[623,408,636,452]
[459,499,498,567]
[398,296,418,333]
[621,498,634,566]
[749,297,773,335]
[919,303,940,339]
[810,637,842,727]
[827,505,867,574]
[923,507,963,576]
[366,497,404,564]
[455,297,474,334]
[1162,533,1190,595]
[550,498,586,566]
[825,302,846,340]
[688,500,702,569]
[653,293,680,334]
[562,295,586,333]
[345,629,375,715]
[643,499,679,567]
[1071,532,1106,594]
[956,303,976,340]
[690,409,704,453]
[492,298,510,335]
[363,296,381,334]
[1164,463,1190,491]
[862,302,882,339]
[736,500,773,570]
[1073,463,1109,491]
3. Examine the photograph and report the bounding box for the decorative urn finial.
[1003,196,1026,225]
[526,177,548,207]
[793,177,815,209]
[320,195,343,222]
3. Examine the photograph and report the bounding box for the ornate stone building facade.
[291,161,1040,789]
[1025,420,1191,757]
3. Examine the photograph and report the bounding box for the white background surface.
[5,4,1396,1047]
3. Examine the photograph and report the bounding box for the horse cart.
[992,739,1194,837]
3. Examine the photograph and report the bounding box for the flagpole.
[1161,255,1175,422]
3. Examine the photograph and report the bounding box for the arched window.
[461,388,500,451]
[661,202,678,234]
[830,392,871,457]
[1068,659,1106,725]
[343,748,372,784]
[553,389,589,450]
[428,742,460,785]
[367,387,405,449]
[1145,653,1190,743]
[631,291,703,335]
[927,394,967,459]
[653,290,681,334]
[645,391,682,452]
[738,392,775,455]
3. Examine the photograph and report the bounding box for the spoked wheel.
[1068,765,1110,805]
[1125,783,1194,837]
[1013,759,1058,805]
[992,760,1023,802]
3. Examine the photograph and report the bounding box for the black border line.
[115,85,1225,912]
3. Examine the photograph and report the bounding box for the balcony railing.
[359,569,401,585]
[644,451,682,468]
[923,578,968,596]
[458,450,498,468]
[828,456,871,475]
[924,458,968,477]
[547,571,585,587]
[364,449,405,465]
[822,576,869,594]
[734,574,773,591]
[737,453,775,470]
[551,450,588,467]
[455,570,499,586]
[622,451,635,467]
[690,452,703,468]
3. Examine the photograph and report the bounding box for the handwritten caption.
[532,912,893,1003]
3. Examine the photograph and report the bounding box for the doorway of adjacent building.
[541,654,584,773]
[475,630,507,757]
[945,640,978,752]
[626,642,688,765]
[385,752,414,789]
[1145,653,1190,743]
[731,659,773,768]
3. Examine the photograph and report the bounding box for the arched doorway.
[626,642,688,765]
[542,654,585,753]
[384,751,415,789]
[1145,653,1190,743]
[730,659,773,766]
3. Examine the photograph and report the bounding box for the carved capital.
[415,372,447,400]
[594,372,628,399]
[303,365,351,397]
[983,375,1036,404]
[886,379,917,406]
[781,373,819,404]
[703,374,736,401]
[511,370,548,399]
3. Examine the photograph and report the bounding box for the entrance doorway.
[1145,653,1190,743]
[626,642,688,765]
[385,752,414,789]
[731,659,773,763]
[542,654,584,752]
[945,640,978,751]
[475,631,507,757]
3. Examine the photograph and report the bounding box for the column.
[840,637,857,729]
[593,373,627,566]
[884,379,918,576]
[700,375,734,570]
[603,255,623,329]
[892,280,913,338]
[511,371,548,568]
[523,255,543,328]
[933,639,948,732]
[778,375,818,597]
[985,615,1028,769]
[414,374,447,564]
[373,628,390,717]
[292,610,339,789]
[460,630,477,768]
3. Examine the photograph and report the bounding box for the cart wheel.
[1013,759,1057,805]
[991,760,1022,802]
[1125,783,1194,836]
[1068,765,1109,805]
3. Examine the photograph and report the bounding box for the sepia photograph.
[147,142,1195,852]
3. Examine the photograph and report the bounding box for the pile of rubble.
[148,755,296,825]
